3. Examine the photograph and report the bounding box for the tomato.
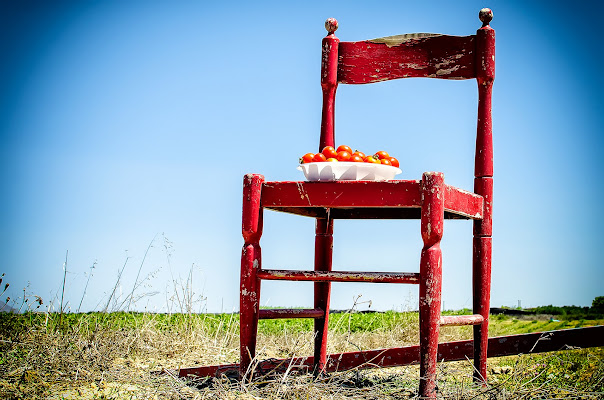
[374,150,390,160]
[312,153,327,162]
[336,150,351,161]
[322,146,338,158]
[301,147,395,166]
[336,145,352,154]
[300,153,314,164]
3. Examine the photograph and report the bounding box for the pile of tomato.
[300,145,399,168]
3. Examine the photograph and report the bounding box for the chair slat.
[258,269,421,284]
[439,314,484,326]
[259,308,325,319]
[338,34,476,84]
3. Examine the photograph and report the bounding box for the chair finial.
[479,8,493,27]
[325,18,338,35]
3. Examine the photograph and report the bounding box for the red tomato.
[313,153,327,162]
[364,155,379,164]
[353,151,366,159]
[336,145,352,154]
[374,150,390,160]
[322,146,338,158]
[326,157,338,162]
[336,151,351,161]
[350,154,364,162]
[380,159,392,166]
[300,153,314,164]
[388,157,400,168]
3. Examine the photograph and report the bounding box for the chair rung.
[259,308,324,319]
[257,269,420,284]
[439,314,484,326]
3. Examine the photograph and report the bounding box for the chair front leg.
[240,174,264,380]
[419,172,445,399]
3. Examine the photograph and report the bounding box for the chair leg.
[472,236,492,383]
[419,172,445,399]
[313,217,333,375]
[473,176,493,384]
[240,174,264,380]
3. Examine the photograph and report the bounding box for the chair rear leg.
[473,176,493,383]
[313,217,333,376]
[472,236,492,383]
[419,172,445,398]
[240,174,264,380]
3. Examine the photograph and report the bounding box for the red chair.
[240,9,495,398]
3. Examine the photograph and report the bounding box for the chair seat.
[262,179,483,220]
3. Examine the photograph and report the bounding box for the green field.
[1,310,602,399]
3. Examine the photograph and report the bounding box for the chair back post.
[319,18,340,151]
[474,7,495,238]
[472,7,495,385]
[474,7,495,194]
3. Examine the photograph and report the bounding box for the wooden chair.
[240,8,495,398]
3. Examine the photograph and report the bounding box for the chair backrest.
[319,9,495,180]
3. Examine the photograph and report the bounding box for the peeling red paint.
[418,172,444,397]
[240,174,264,379]
[179,326,604,379]
[440,314,484,326]
[258,269,420,284]
[339,35,476,84]
[238,10,496,398]
[259,308,324,319]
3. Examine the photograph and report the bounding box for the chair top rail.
[337,33,476,84]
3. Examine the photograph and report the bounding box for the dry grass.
[1,310,602,399]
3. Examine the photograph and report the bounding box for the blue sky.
[1,0,602,313]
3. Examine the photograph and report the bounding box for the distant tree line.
[490,297,604,319]
[525,296,604,319]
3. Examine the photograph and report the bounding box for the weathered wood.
[474,8,495,179]
[473,177,493,236]
[471,8,495,385]
[241,174,264,243]
[444,185,484,219]
[259,308,325,319]
[258,269,421,284]
[314,218,333,375]
[262,181,483,220]
[237,10,497,398]
[473,235,492,382]
[240,174,264,379]
[419,172,445,398]
[440,314,484,326]
[179,326,604,378]
[320,18,339,150]
[265,206,481,220]
[338,34,476,84]
[262,180,422,209]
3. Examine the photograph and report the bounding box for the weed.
[1,268,602,399]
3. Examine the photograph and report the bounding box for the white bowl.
[297,162,402,181]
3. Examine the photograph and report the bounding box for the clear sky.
[1,0,602,314]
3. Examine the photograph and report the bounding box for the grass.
[1,310,602,399]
